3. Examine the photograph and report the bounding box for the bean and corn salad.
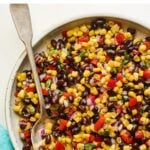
[13,18,150,150]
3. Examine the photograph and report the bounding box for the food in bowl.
[13,18,150,150]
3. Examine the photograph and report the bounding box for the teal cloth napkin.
[0,125,14,150]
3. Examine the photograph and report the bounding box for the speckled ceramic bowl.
[5,15,150,149]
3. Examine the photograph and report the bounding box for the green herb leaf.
[102,130,110,137]
[79,51,86,58]
[46,79,52,88]
[51,105,59,111]
[84,143,95,150]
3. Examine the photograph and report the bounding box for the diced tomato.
[48,65,56,70]
[107,79,116,88]
[55,142,65,150]
[43,74,52,81]
[115,33,125,45]
[66,130,72,136]
[121,131,133,144]
[143,69,150,79]
[63,92,74,98]
[42,88,48,96]
[24,130,30,139]
[26,87,35,93]
[144,41,150,49]
[25,138,31,143]
[116,73,123,82]
[132,50,140,55]
[36,67,41,74]
[62,30,67,37]
[105,54,111,62]
[91,59,98,66]
[87,134,95,142]
[95,136,102,142]
[135,130,144,139]
[58,119,68,130]
[78,35,89,43]
[99,36,105,45]
[116,105,122,114]
[94,116,105,131]
[129,98,137,108]
[87,94,96,103]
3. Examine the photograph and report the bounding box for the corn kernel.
[139,44,147,53]
[127,124,133,131]
[77,143,84,150]
[30,117,36,122]
[140,117,149,125]
[128,91,136,98]
[93,67,101,72]
[71,71,78,77]
[17,90,25,99]
[17,73,26,81]
[83,70,91,77]
[133,55,140,62]
[67,30,73,37]
[132,109,137,115]
[144,87,150,96]
[90,87,98,95]
[88,53,95,59]
[137,95,143,102]
[89,30,95,36]
[123,145,132,150]
[31,97,38,105]
[139,144,147,150]
[51,83,57,90]
[35,113,40,119]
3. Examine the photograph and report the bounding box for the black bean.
[132,143,139,149]
[104,137,112,145]
[96,18,106,28]
[51,39,57,49]
[146,124,150,131]
[126,107,132,115]
[23,98,31,105]
[127,27,136,35]
[19,121,27,130]
[107,102,115,111]
[52,130,61,138]
[49,60,57,66]
[145,36,150,41]
[119,142,125,149]
[107,49,116,56]
[81,116,91,125]
[143,105,150,111]
[71,126,80,134]
[57,39,65,49]
[131,124,138,133]
[59,113,68,119]
[22,107,30,118]
[22,143,31,150]
[103,23,111,30]
[78,105,86,112]
[117,49,126,55]
[44,97,50,104]
[91,20,97,29]
[92,106,99,113]
[80,99,87,105]
[131,118,139,124]
[145,96,150,105]
[46,108,51,116]
[70,121,78,129]
[45,134,51,144]
[68,95,74,103]
[107,90,116,96]
[92,114,99,123]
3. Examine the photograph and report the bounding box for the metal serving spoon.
[10,4,49,149]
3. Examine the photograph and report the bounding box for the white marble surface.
[0,4,150,127]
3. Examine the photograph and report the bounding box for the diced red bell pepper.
[107,79,116,88]
[62,30,67,37]
[115,33,125,45]
[55,142,65,150]
[105,54,111,62]
[26,87,36,93]
[24,130,30,139]
[94,116,105,131]
[43,74,52,81]
[87,134,95,142]
[129,98,137,108]
[99,36,105,45]
[116,105,122,114]
[58,119,68,130]
[91,59,98,66]
[63,92,74,98]
[121,131,133,144]
[42,88,48,96]
[78,35,89,43]
[143,69,150,79]
[116,73,123,82]
[48,65,56,70]
[135,130,144,139]
[144,41,150,49]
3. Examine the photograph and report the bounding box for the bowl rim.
[5,13,150,149]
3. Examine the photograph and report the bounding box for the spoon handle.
[10,4,45,114]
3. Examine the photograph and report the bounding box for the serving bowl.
[5,15,150,149]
